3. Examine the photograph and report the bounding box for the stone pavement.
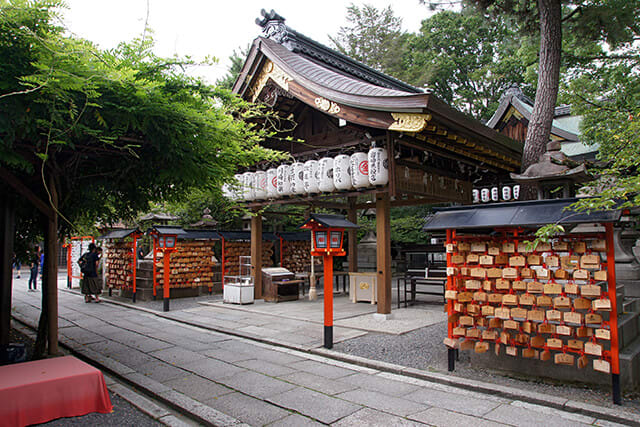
[9,276,635,426]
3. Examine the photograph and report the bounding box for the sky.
[61,0,431,84]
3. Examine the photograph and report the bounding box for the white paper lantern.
[472,189,480,203]
[254,171,267,200]
[513,184,521,200]
[266,168,278,198]
[368,147,389,186]
[233,174,244,200]
[318,157,335,192]
[502,186,511,201]
[333,154,353,190]
[350,152,369,188]
[243,172,255,201]
[481,188,490,203]
[303,160,319,194]
[290,162,305,195]
[491,187,499,202]
[276,164,291,196]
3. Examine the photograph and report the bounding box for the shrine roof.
[232,10,522,167]
[422,198,621,231]
[300,213,360,230]
[98,228,141,240]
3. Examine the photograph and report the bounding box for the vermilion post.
[605,222,621,404]
[323,253,333,349]
[163,250,171,312]
[446,228,455,371]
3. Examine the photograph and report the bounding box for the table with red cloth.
[0,355,112,426]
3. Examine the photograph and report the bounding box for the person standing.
[81,243,102,303]
[39,250,45,286]
[12,253,21,279]
[28,246,41,291]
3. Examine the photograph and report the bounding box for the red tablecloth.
[0,355,112,427]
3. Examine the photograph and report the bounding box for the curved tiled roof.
[263,38,410,97]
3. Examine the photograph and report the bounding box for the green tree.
[329,3,408,75]
[563,51,640,212]
[0,0,283,355]
[455,0,640,177]
[217,45,250,90]
[403,10,530,121]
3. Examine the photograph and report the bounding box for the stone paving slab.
[138,361,187,383]
[334,372,420,397]
[277,371,359,396]
[149,347,208,365]
[268,413,325,426]
[288,359,358,379]
[216,370,297,399]
[205,392,292,426]
[163,374,234,402]
[267,387,362,424]
[403,387,501,417]
[482,403,589,427]
[234,358,297,377]
[408,407,508,427]
[335,389,426,417]
[332,407,424,426]
[181,358,246,381]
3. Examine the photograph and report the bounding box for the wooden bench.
[397,274,446,308]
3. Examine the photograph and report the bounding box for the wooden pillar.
[347,197,358,273]
[251,210,263,299]
[0,195,15,349]
[376,192,391,314]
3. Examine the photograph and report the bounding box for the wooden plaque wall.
[395,166,472,203]
[443,233,618,375]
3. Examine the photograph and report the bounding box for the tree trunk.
[0,194,15,354]
[522,0,562,198]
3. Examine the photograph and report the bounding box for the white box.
[223,282,254,304]
[349,272,377,304]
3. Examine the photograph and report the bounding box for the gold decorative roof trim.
[249,59,293,102]
[314,97,341,114]
[388,113,432,132]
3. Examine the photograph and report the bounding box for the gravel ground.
[334,303,640,413]
[6,327,161,426]
[41,392,161,427]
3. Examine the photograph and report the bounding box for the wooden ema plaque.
[444,233,618,380]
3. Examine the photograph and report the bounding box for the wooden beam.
[243,187,387,210]
[0,167,54,219]
[250,209,263,299]
[376,193,391,314]
[347,197,358,273]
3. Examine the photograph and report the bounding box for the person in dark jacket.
[81,243,102,303]
[28,246,41,291]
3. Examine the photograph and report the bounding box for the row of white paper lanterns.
[225,148,389,201]
[472,185,521,203]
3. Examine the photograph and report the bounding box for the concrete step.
[617,292,624,315]
[619,334,640,388]
[618,310,640,350]
[623,297,640,314]
[619,279,640,298]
